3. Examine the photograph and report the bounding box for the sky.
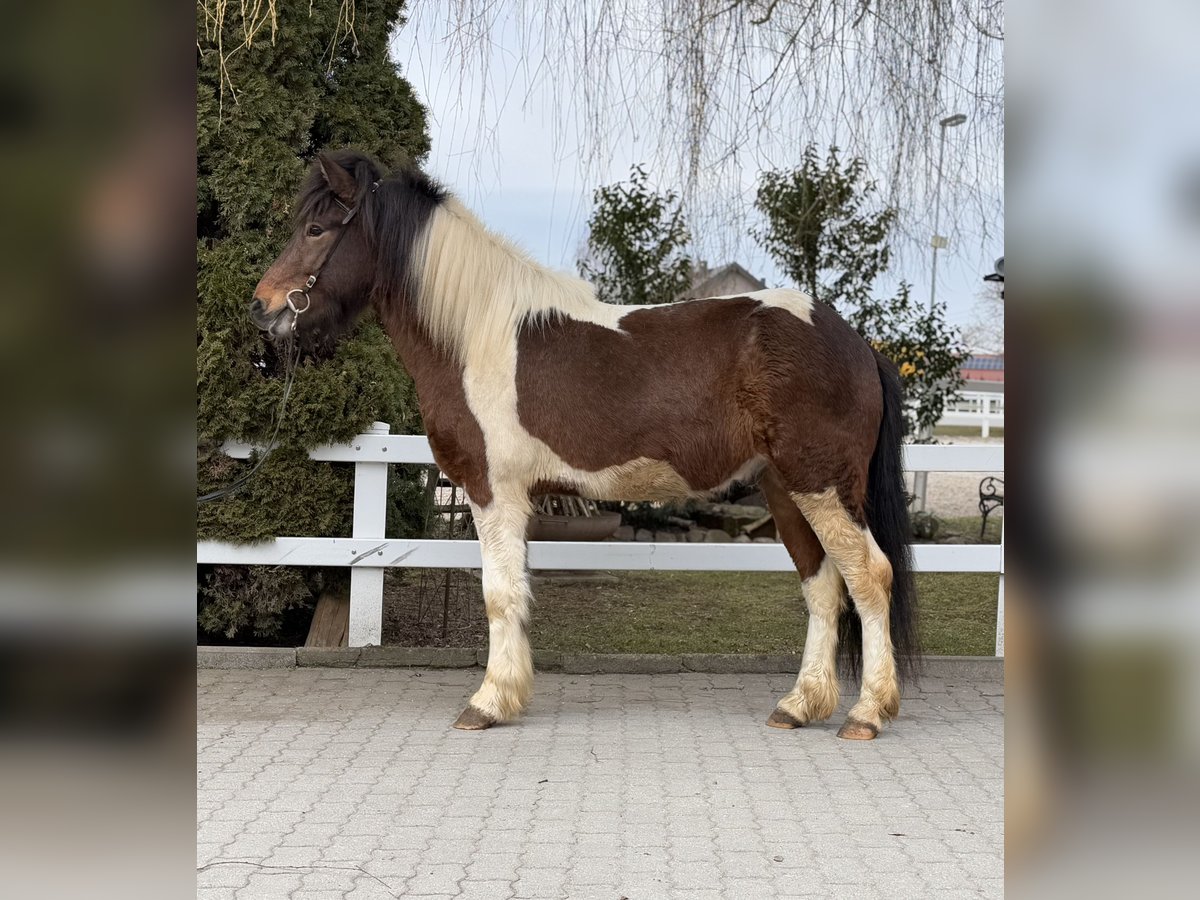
[389,11,1004,336]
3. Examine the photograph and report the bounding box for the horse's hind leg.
[761,469,845,729]
[452,487,535,730]
[792,487,901,740]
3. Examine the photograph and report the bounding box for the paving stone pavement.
[198,668,1003,899]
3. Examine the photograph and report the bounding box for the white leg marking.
[793,488,900,731]
[853,527,900,723]
[778,556,845,723]
[468,490,535,722]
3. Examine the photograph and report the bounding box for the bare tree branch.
[400,0,1003,263]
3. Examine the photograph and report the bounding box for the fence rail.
[198,424,1005,655]
[939,389,1005,437]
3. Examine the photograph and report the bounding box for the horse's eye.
[307,225,324,237]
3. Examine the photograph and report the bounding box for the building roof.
[963,354,1004,371]
[680,262,767,299]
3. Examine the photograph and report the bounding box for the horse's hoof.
[452,706,496,731]
[836,717,880,740]
[766,707,803,729]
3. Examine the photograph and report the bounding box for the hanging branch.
[198,0,359,116]
[403,0,1003,262]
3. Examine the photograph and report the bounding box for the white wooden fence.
[197,423,1005,655]
[939,390,1005,437]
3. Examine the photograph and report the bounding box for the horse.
[251,149,918,740]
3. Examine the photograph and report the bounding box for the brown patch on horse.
[514,299,882,507]
[515,298,760,491]
[375,312,493,507]
[750,301,882,514]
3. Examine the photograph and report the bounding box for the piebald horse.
[252,150,918,740]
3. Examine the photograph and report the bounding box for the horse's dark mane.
[369,164,448,311]
[296,149,448,313]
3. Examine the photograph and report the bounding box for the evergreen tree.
[753,145,895,311]
[197,0,431,639]
[754,145,965,438]
[578,165,693,305]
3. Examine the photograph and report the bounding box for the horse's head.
[251,150,382,349]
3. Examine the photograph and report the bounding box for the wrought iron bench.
[978,476,1004,539]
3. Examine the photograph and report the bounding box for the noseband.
[286,180,380,332]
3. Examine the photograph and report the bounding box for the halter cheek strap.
[287,180,380,332]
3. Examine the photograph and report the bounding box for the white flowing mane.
[414,198,625,365]
[409,191,814,368]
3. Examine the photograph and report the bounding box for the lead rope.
[197,332,302,504]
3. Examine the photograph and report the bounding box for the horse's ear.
[317,153,357,205]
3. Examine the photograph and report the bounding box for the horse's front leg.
[452,488,534,730]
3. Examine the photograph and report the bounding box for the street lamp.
[983,256,1004,300]
[914,112,967,514]
[930,113,967,311]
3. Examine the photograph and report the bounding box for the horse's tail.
[838,351,921,682]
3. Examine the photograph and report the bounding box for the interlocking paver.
[198,668,1002,899]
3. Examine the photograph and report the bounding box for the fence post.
[349,421,390,647]
[995,513,1005,657]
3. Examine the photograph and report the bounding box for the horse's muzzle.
[250,297,292,340]
[249,296,272,326]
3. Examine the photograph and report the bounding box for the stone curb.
[197,647,296,669]
[295,647,481,668]
[681,653,803,674]
[198,646,1002,680]
[920,655,1005,681]
[558,653,683,675]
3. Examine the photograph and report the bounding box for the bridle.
[284,180,379,333]
[198,179,380,504]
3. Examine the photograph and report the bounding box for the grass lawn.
[381,513,1002,656]
[384,569,999,657]
[933,424,1004,438]
[527,571,998,657]
[935,514,1003,544]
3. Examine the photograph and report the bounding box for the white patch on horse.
[777,555,844,724]
[466,490,534,721]
[710,288,815,324]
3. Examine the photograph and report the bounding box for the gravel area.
[908,436,1004,520]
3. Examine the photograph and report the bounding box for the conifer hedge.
[196,1,430,639]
